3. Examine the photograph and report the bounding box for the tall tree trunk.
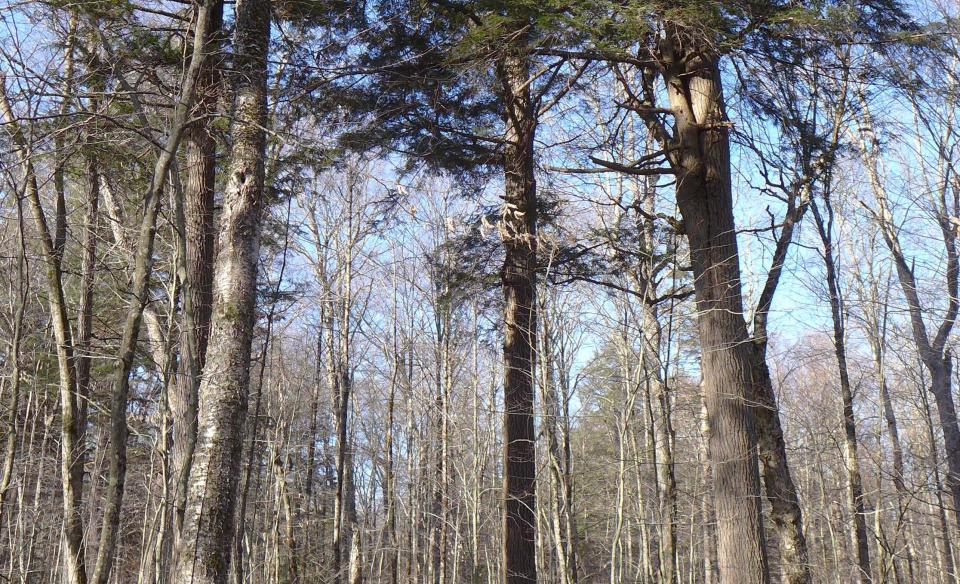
[74,147,100,494]
[497,30,538,584]
[170,0,271,581]
[539,300,575,584]
[172,0,225,542]
[559,358,578,584]
[431,296,452,584]
[659,41,770,583]
[862,278,916,581]
[811,197,873,583]
[332,207,356,584]
[856,101,960,546]
[920,379,957,581]
[1,71,88,584]
[385,303,399,584]
[52,11,77,265]
[90,2,219,579]
[0,193,28,527]
[748,190,812,584]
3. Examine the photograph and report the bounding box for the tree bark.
[497,31,538,584]
[90,3,219,580]
[331,181,357,584]
[747,190,813,584]
[659,39,770,583]
[172,0,225,542]
[170,0,271,581]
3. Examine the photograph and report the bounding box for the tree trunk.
[747,189,812,584]
[748,352,812,583]
[170,0,271,580]
[332,220,356,584]
[920,380,958,581]
[90,3,220,580]
[857,100,960,546]
[172,0,224,542]
[0,193,28,528]
[1,72,88,584]
[497,33,538,584]
[660,42,770,583]
[539,301,575,584]
[385,316,399,584]
[431,297,452,584]
[811,198,873,583]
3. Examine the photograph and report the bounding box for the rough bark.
[170,0,271,581]
[659,38,770,583]
[90,3,219,580]
[497,33,538,584]
[172,0,225,541]
[748,352,811,583]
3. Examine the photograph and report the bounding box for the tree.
[171,0,272,581]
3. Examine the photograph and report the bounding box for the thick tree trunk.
[661,44,770,583]
[172,0,224,541]
[920,382,958,581]
[498,36,538,584]
[170,0,271,581]
[928,358,960,529]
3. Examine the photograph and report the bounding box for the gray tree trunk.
[811,197,873,583]
[659,37,770,583]
[1,71,89,584]
[172,0,225,543]
[748,188,812,584]
[170,0,271,581]
[90,3,220,580]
